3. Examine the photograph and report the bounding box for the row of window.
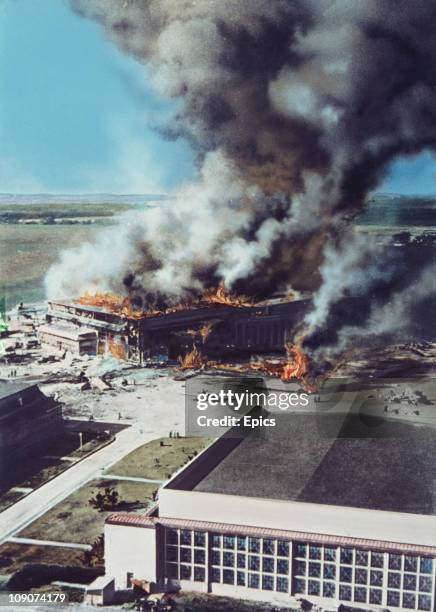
[293,543,434,611]
[294,543,434,575]
[164,530,435,610]
[210,533,290,557]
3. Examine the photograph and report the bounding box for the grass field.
[105,436,211,481]
[19,479,157,545]
[16,437,211,547]
[0,542,83,574]
[0,223,106,306]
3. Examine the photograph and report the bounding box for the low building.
[0,382,64,488]
[84,575,115,606]
[38,323,97,355]
[104,412,436,611]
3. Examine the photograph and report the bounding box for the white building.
[104,413,436,610]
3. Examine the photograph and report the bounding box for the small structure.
[38,324,97,355]
[0,381,64,488]
[84,575,115,606]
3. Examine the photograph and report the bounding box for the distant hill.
[0,193,170,206]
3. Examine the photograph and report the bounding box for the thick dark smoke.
[46,0,436,353]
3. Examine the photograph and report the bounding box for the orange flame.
[245,343,317,392]
[75,283,250,319]
[178,346,207,370]
[200,283,251,307]
[74,292,160,319]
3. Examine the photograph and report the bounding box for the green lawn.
[105,436,211,481]
[16,437,211,548]
[18,479,157,545]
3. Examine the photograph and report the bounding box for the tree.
[82,534,104,567]
[88,487,120,512]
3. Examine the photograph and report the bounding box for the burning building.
[43,294,311,364]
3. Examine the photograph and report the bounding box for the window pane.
[419,576,433,593]
[223,552,234,567]
[355,568,367,585]
[324,564,335,580]
[295,542,307,558]
[404,555,418,572]
[248,573,260,589]
[370,588,382,605]
[277,576,289,593]
[389,553,402,570]
[418,594,432,611]
[194,566,205,582]
[166,546,177,562]
[403,592,416,609]
[403,573,417,591]
[370,570,383,587]
[194,531,205,547]
[248,537,260,553]
[339,585,351,601]
[340,566,352,583]
[166,529,178,545]
[309,562,321,578]
[387,591,400,607]
[237,553,246,569]
[324,547,336,561]
[340,548,353,564]
[262,574,274,590]
[166,563,178,579]
[354,587,367,603]
[194,549,205,565]
[277,559,289,575]
[262,557,274,573]
[263,539,274,555]
[211,533,221,548]
[180,530,191,546]
[294,578,306,594]
[323,582,335,598]
[388,572,401,589]
[223,535,235,549]
[295,561,306,576]
[355,550,369,566]
[248,555,260,571]
[223,569,234,584]
[309,545,321,560]
[371,552,384,568]
[180,548,191,563]
[211,550,220,565]
[237,536,246,551]
[211,567,220,582]
[180,564,191,579]
[237,571,246,586]
[420,558,433,574]
[277,541,289,557]
[308,580,320,595]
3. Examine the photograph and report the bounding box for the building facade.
[104,413,436,610]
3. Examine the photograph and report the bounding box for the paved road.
[0,425,162,545]
[100,473,164,484]
[8,537,91,550]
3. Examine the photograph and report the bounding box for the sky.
[0,0,436,196]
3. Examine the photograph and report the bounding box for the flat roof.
[0,381,34,401]
[180,412,436,516]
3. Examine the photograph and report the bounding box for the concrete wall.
[105,523,157,590]
[158,488,436,548]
